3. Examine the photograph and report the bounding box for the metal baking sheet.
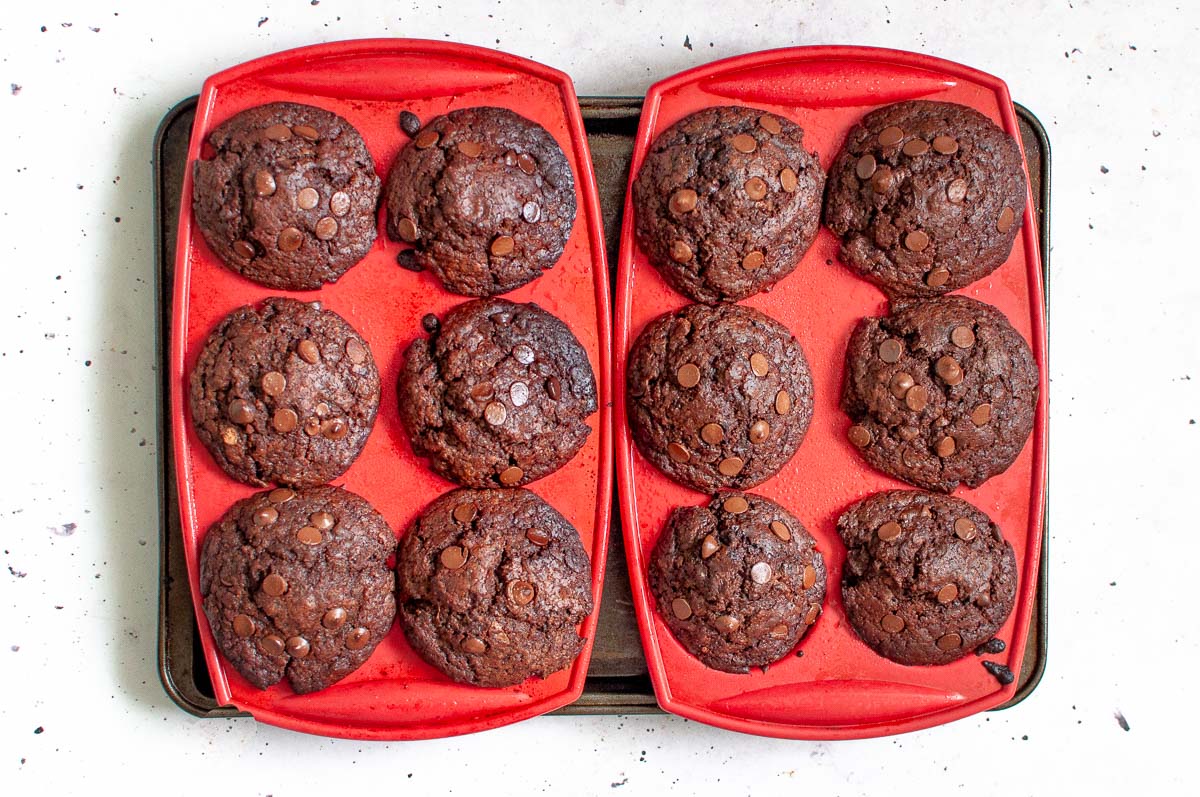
[154,94,1048,720]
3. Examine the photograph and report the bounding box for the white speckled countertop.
[0,1,1195,794]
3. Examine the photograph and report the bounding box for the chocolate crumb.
[257,17,268,27]
[397,249,423,272]
[33,726,43,734]
[683,35,693,50]
[421,314,440,334]
[10,84,21,96]
[1114,710,1130,731]
[974,638,1006,655]
[399,110,421,137]
[982,660,1015,685]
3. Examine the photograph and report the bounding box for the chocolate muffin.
[396,488,594,687]
[190,297,380,487]
[649,492,825,672]
[841,295,1037,493]
[632,106,825,303]
[398,298,597,488]
[384,106,577,296]
[200,485,396,693]
[824,100,1027,296]
[192,102,381,290]
[838,490,1017,666]
[626,303,813,492]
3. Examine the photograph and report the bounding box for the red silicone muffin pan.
[171,40,612,740]
[615,46,1048,739]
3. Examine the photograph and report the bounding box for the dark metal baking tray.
[154,95,1049,721]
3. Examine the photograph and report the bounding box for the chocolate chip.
[779,167,798,192]
[396,217,419,242]
[878,338,903,363]
[676,363,701,388]
[346,627,370,650]
[234,240,256,259]
[261,371,286,396]
[750,562,772,584]
[310,512,335,530]
[982,660,1015,684]
[947,178,968,204]
[232,614,254,637]
[254,170,276,196]
[269,488,295,503]
[505,381,529,408]
[971,403,993,426]
[932,135,959,154]
[855,153,877,180]
[264,124,292,141]
[321,418,349,440]
[671,597,693,620]
[517,153,537,175]
[499,466,524,486]
[775,390,791,415]
[904,230,930,252]
[457,140,482,157]
[802,564,816,589]
[723,495,749,514]
[329,191,351,217]
[804,605,820,625]
[770,521,791,542]
[877,521,902,541]
[667,442,691,463]
[670,240,693,263]
[749,420,770,443]
[449,504,478,526]
[399,110,421,136]
[490,235,515,256]
[758,114,782,134]
[700,423,724,445]
[926,267,951,288]
[303,417,321,436]
[507,580,535,606]
[484,401,507,426]
[878,126,904,147]
[904,385,929,415]
[744,177,768,200]
[718,457,745,477]
[870,166,893,193]
[512,344,535,364]
[890,372,915,399]
[322,607,348,630]
[881,613,905,633]
[848,425,872,448]
[297,187,319,210]
[954,517,977,540]
[277,227,303,252]
[522,201,541,223]
[345,338,367,364]
[260,635,285,656]
[414,129,438,149]
[997,206,1016,233]
[227,399,255,424]
[713,614,740,633]
[936,355,963,385]
[976,638,1007,655]
[951,325,976,348]
[298,339,320,364]
[902,139,930,156]
[526,528,550,546]
[937,583,959,603]
[262,574,287,597]
[286,636,311,658]
[669,188,698,214]
[272,408,298,433]
[545,376,562,400]
[314,217,338,241]
[296,526,322,546]
[750,351,770,377]
[440,545,467,569]
[731,133,757,153]
[741,251,765,270]
[769,624,789,639]
[937,632,962,651]
[420,313,439,334]
[936,436,957,457]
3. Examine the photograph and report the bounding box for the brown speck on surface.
[8,565,27,578]
[10,84,21,95]
[53,522,77,536]
[257,16,268,27]
[33,726,43,734]
[1115,710,1130,731]
[683,35,693,50]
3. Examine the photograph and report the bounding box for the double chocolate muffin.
[398,298,597,488]
[200,486,396,693]
[192,102,381,290]
[824,100,1027,296]
[385,106,577,296]
[190,297,380,487]
[838,490,1016,666]
[396,488,593,687]
[632,105,825,303]
[626,303,813,492]
[649,492,825,672]
[841,295,1037,493]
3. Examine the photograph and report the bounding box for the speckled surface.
[0,1,1194,793]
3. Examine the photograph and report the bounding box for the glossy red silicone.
[171,40,611,740]
[615,46,1048,740]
